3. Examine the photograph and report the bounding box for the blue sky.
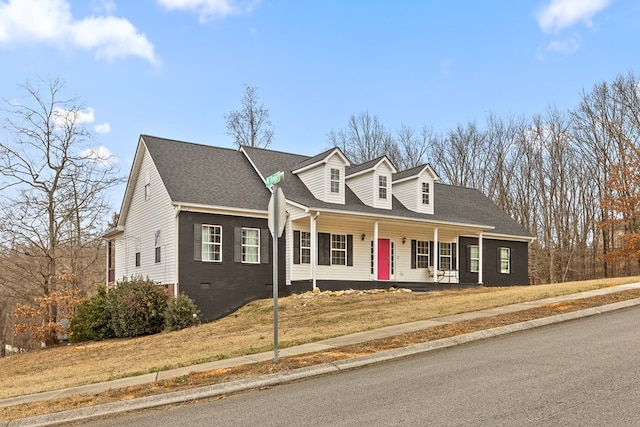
[0,0,638,207]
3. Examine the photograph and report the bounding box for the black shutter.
[466,245,471,272]
[261,229,269,264]
[497,247,502,272]
[452,243,457,270]
[193,223,202,261]
[293,230,300,264]
[318,233,331,265]
[347,234,353,266]
[411,240,416,269]
[234,227,242,263]
[429,241,434,267]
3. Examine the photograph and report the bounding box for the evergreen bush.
[165,293,201,331]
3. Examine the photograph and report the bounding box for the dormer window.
[422,182,430,205]
[378,176,388,199]
[330,168,340,193]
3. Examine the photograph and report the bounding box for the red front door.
[378,238,390,280]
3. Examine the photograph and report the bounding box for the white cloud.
[537,0,611,33]
[81,145,118,167]
[157,0,261,23]
[94,122,111,134]
[53,106,95,129]
[0,0,157,64]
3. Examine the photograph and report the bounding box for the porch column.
[311,212,319,289]
[373,221,379,279]
[478,232,484,284]
[433,227,439,283]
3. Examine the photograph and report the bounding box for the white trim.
[173,202,268,218]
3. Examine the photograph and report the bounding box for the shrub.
[107,276,168,338]
[69,286,114,342]
[164,293,201,331]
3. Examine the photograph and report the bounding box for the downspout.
[174,205,181,297]
[478,232,484,285]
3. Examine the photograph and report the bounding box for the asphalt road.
[79,305,640,426]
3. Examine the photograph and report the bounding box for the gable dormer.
[292,147,350,204]
[345,156,397,210]
[392,164,439,214]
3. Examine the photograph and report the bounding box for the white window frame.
[242,227,260,264]
[439,242,452,270]
[331,234,346,265]
[500,247,511,274]
[416,240,429,269]
[202,225,222,262]
[330,168,340,193]
[378,175,388,200]
[422,182,430,205]
[470,245,479,273]
[300,231,311,264]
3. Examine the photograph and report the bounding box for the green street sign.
[265,171,284,188]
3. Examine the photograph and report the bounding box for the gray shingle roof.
[346,155,392,176]
[242,146,532,238]
[142,135,271,211]
[140,136,532,239]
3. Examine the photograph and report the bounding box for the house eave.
[173,201,269,218]
[299,205,495,232]
[102,226,124,239]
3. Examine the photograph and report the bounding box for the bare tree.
[0,77,123,345]
[391,124,434,170]
[327,111,395,164]
[225,84,274,148]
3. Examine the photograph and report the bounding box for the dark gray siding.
[459,236,529,286]
[178,211,285,323]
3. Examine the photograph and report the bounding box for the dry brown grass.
[1,277,639,404]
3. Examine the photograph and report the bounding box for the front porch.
[287,211,490,288]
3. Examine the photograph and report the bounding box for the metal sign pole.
[272,183,279,363]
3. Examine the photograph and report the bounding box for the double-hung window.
[378,175,387,199]
[500,247,511,274]
[330,168,340,193]
[331,234,347,265]
[439,242,452,270]
[422,182,430,205]
[242,228,260,263]
[470,245,479,272]
[416,240,429,268]
[202,225,222,262]
[300,231,311,264]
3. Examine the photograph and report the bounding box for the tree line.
[326,71,640,285]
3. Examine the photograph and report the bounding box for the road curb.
[8,297,640,427]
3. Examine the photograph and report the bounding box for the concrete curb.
[7,297,640,427]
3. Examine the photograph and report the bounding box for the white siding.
[297,165,325,201]
[392,172,435,214]
[113,146,177,284]
[346,171,374,206]
[374,163,394,210]
[393,180,418,211]
[324,154,345,204]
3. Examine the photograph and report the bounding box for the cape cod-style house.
[103,135,534,322]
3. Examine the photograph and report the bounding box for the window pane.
[202,225,222,262]
[242,228,260,263]
[331,234,346,265]
[422,182,430,204]
[416,240,429,269]
[330,168,340,193]
[301,231,311,264]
